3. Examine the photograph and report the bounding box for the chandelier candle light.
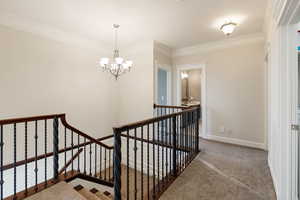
[99,24,133,80]
[220,22,237,36]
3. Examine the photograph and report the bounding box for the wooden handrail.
[60,114,113,149]
[59,148,83,175]
[0,114,65,125]
[154,103,200,110]
[153,104,188,109]
[114,107,199,132]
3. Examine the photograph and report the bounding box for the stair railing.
[113,104,201,200]
[0,114,114,200]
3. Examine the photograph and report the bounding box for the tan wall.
[0,25,118,138]
[173,41,266,145]
[117,41,154,124]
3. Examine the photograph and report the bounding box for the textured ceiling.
[0,0,267,49]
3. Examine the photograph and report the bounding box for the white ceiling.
[0,0,267,49]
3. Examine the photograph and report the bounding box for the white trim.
[267,0,300,199]
[269,156,279,196]
[175,64,207,139]
[205,134,266,150]
[173,33,265,57]
[154,41,173,58]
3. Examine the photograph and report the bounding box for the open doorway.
[180,69,202,106]
[176,64,207,138]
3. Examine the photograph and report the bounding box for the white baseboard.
[268,156,279,198]
[204,134,267,150]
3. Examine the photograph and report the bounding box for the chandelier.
[220,22,237,36]
[99,24,133,80]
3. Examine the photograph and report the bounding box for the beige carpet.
[160,139,276,200]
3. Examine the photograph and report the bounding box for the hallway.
[161,139,276,200]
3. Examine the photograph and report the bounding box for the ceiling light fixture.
[220,22,237,36]
[181,72,189,79]
[99,24,133,80]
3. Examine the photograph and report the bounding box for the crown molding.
[172,33,265,57]
[0,12,110,53]
[154,41,172,58]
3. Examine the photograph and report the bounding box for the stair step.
[89,188,113,200]
[94,191,113,200]
[24,182,86,200]
[73,185,102,200]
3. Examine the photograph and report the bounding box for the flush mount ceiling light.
[220,22,237,36]
[99,24,133,80]
[181,72,189,79]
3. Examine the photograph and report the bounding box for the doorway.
[176,64,207,138]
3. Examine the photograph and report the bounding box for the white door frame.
[154,61,172,105]
[175,64,207,138]
[269,1,300,199]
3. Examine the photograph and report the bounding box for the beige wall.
[117,41,154,124]
[0,25,118,138]
[173,41,266,145]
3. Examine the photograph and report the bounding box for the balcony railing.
[0,104,201,200]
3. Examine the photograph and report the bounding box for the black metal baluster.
[104,148,107,180]
[193,111,196,153]
[162,119,165,186]
[165,118,168,179]
[0,125,3,200]
[177,114,179,172]
[78,135,80,172]
[89,142,92,176]
[109,150,111,180]
[152,122,156,199]
[53,117,59,181]
[180,114,183,172]
[141,126,144,200]
[64,127,67,176]
[157,121,160,192]
[24,122,28,196]
[172,116,177,177]
[126,130,129,200]
[184,113,186,166]
[189,112,192,161]
[147,124,150,200]
[44,120,47,187]
[84,138,87,174]
[52,118,59,182]
[13,123,17,197]
[34,121,38,191]
[169,116,172,177]
[99,146,102,179]
[95,143,97,177]
[134,128,137,200]
[72,131,74,173]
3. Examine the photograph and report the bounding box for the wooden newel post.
[172,116,177,177]
[113,128,122,200]
[53,117,59,181]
